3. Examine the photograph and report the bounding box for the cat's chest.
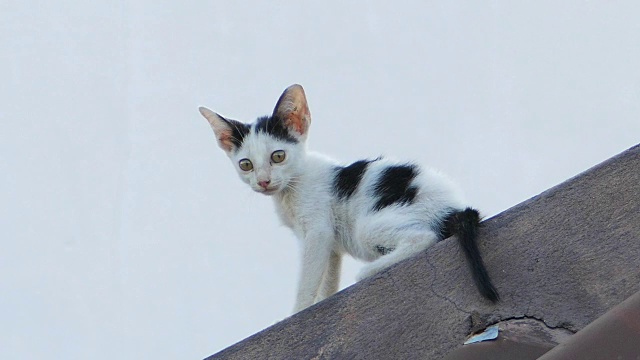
[273,190,329,236]
[273,191,300,230]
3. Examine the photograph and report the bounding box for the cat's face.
[199,84,311,196]
[227,130,305,194]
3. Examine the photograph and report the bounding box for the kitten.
[199,84,499,313]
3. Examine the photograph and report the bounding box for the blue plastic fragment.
[463,325,499,345]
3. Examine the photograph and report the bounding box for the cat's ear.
[199,106,248,153]
[272,84,311,140]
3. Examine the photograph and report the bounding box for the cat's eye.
[238,159,253,171]
[271,150,286,163]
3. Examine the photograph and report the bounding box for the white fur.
[200,85,469,313]
[271,152,466,312]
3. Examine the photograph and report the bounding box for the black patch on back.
[221,117,250,150]
[372,164,419,211]
[253,115,298,143]
[333,159,378,200]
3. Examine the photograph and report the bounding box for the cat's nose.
[258,180,271,189]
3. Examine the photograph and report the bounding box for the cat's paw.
[356,264,378,282]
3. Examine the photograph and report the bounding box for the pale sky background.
[1,1,639,359]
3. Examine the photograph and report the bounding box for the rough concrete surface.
[205,144,640,360]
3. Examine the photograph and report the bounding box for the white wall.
[1,1,639,359]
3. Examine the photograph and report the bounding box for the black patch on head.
[253,115,298,144]
[222,117,250,150]
[333,159,379,200]
[371,164,419,211]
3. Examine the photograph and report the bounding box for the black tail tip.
[481,284,500,303]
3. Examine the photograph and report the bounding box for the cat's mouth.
[257,187,279,195]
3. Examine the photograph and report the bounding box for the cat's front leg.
[318,250,342,301]
[293,231,334,313]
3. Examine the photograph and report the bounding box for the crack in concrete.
[424,254,473,316]
[422,252,577,337]
[491,315,577,334]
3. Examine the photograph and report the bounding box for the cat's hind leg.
[355,218,439,281]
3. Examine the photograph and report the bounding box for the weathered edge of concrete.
[538,289,640,360]
[206,144,640,360]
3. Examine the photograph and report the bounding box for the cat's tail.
[446,208,500,302]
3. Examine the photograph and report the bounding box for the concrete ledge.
[206,144,640,360]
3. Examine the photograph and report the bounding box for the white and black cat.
[199,84,499,313]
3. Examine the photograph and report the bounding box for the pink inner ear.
[273,84,311,137]
[285,112,308,136]
[218,131,235,152]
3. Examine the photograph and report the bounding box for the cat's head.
[199,84,311,196]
